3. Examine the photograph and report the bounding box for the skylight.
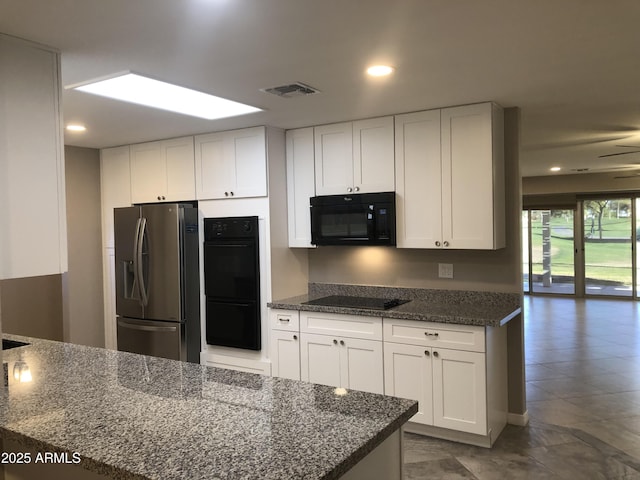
[69,73,261,120]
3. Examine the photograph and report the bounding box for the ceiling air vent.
[260,82,320,98]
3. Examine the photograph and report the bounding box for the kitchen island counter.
[0,335,416,480]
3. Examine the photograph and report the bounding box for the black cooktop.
[303,295,410,311]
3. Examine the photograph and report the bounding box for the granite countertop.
[0,335,417,480]
[268,284,522,328]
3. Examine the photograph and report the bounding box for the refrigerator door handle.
[137,216,149,306]
[132,217,142,304]
[117,318,178,333]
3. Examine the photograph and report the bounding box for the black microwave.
[310,192,396,246]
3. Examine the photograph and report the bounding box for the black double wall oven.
[204,216,261,350]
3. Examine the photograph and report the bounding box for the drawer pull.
[425,332,439,337]
[340,340,345,346]
[433,351,439,357]
[333,339,338,345]
[424,350,430,356]
[279,318,290,323]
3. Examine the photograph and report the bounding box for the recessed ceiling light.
[550,166,561,172]
[366,65,394,77]
[68,72,262,120]
[66,124,86,132]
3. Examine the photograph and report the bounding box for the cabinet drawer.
[300,311,382,340]
[383,319,485,352]
[269,309,300,331]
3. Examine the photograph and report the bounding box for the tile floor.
[403,295,640,479]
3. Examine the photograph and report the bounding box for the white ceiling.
[2,0,640,177]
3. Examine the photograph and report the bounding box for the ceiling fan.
[598,145,640,158]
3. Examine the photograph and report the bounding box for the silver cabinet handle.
[435,241,441,247]
[354,186,360,192]
[347,187,353,193]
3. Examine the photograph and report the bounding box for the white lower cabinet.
[383,318,506,446]
[383,343,433,426]
[270,309,301,380]
[300,333,384,394]
[270,330,301,380]
[384,342,486,435]
[269,309,506,446]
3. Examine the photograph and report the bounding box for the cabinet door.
[271,330,301,380]
[195,131,230,199]
[195,127,267,199]
[394,110,443,248]
[353,116,394,193]
[130,141,165,203]
[441,103,504,249]
[164,136,195,201]
[0,36,67,279]
[229,126,267,198]
[101,146,131,249]
[286,128,315,247]
[300,333,341,388]
[340,337,383,394]
[384,343,433,425]
[314,122,353,195]
[432,348,487,435]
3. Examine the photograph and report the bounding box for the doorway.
[523,197,639,299]
[583,198,633,297]
[522,208,576,295]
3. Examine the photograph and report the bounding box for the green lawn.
[530,216,633,284]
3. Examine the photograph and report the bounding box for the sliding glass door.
[583,198,633,297]
[522,209,575,295]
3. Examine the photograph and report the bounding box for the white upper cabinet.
[0,35,67,279]
[395,103,505,250]
[314,117,394,195]
[441,103,505,249]
[194,126,267,200]
[314,122,353,195]
[129,136,195,204]
[285,128,315,247]
[352,117,395,193]
[394,110,442,249]
[100,146,132,249]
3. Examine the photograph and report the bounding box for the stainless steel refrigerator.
[114,203,200,363]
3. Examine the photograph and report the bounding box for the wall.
[523,171,640,196]
[64,146,105,347]
[0,275,64,340]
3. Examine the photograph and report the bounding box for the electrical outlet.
[438,263,454,279]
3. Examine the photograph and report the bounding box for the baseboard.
[404,422,493,448]
[507,410,529,426]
